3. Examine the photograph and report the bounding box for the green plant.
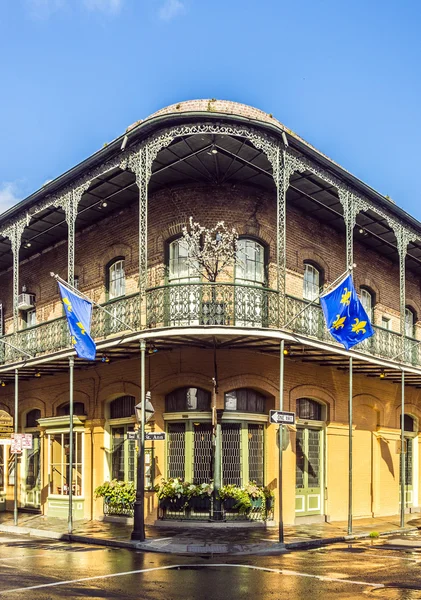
[369,531,380,538]
[218,482,270,515]
[154,478,214,503]
[94,480,135,506]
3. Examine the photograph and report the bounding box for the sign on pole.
[11,434,22,454]
[269,410,295,425]
[145,432,166,441]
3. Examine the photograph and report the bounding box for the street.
[0,533,420,599]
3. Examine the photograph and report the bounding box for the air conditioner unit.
[17,293,35,311]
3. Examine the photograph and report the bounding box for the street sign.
[269,410,295,425]
[11,434,22,454]
[22,434,33,450]
[145,432,166,441]
[127,431,137,440]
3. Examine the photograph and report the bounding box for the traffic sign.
[127,431,137,440]
[269,410,295,425]
[145,432,166,441]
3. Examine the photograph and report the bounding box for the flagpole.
[68,355,74,534]
[13,368,18,526]
[50,273,135,332]
[348,356,353,535]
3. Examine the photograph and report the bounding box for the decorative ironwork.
[146,282,279,329]
[222,423,242,486]
[248,424,264,486]
[193,423,212,484]
[167,423,185,479]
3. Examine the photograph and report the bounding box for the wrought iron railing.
[0,293,142,364]
[146,282,279,329]
[285,295,420,365]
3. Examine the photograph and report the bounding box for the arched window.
[296,398,323,421]
[107,258,126,300]
[405,307,416,338]
[26,409,41,428]
[404,414,416,432]
[110,396,136,419]
[224,389,266,413]
[236,239,265,285]
[57,402,86,416]
[360,288,373,321]
[168,239,199,282]
[303,263,320,301]
[165,388,211,412]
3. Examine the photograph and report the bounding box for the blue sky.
[1,0,421,218]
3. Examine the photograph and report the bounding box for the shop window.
[167,423,186,479]
[111,426,135,482]
[165,388,211,412]
[110,396,136,419]
[57,402,86,417]
[224,389,266,413]
[49,431,83,496]
[296,398,323,421]
[26,409,41,428]
[107,258,126,300]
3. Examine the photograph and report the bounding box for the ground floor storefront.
[0,344,419,526]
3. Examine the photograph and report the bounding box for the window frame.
[405,307,416,338]
[166,237,200,283]
[235,237,267,287]
[303,262,322,302]
[360,287,374,321]
[106,257,126,301]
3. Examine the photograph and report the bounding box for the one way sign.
[269,410,295,425]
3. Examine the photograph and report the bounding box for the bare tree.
[181,217,239,282]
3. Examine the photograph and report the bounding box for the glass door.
[22,433,41,509]
[295,427,322,516]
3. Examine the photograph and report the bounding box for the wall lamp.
[281,131,288,147]
[379,369,386,379]
[101,355,110,363]
[34,372,41,378]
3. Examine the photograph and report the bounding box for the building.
[0,99,420,526]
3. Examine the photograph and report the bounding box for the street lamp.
[131,390,155,541]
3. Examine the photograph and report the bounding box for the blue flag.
[58,282,96,361]
[320,274,374,350]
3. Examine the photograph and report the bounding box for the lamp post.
[131,357,155,543]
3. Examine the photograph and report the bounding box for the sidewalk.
[0,512,419,555]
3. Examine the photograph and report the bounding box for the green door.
[400,437,413,508]
[295,427,322,516]
[22,433,41,509]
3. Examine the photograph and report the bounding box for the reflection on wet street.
[1,533,421,598]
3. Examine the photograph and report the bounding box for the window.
[165,388,211,412]
[296,398,323,421]
[26,409,41,428]
[360,289,373,321]
[236,239,265,285]
[169,239,199,282]
[303,263,320,301]
[404,414,416,433]
[405,308,415,338]
[49,431,83,496]
[0,446,4,491]
[111,426,135,482]
[110,396,135,419]
[224,389,266,413]
[25,309,36,328]
[57,403,86,416]
[381,317,392,330]
[167,423,186,479]
[108,259,126,300]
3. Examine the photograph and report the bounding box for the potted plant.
[94,480,135,516]
[154,478,194,512]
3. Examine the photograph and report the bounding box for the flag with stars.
[320,274,374,350]
[58,282,96,360]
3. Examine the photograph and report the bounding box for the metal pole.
[13,368,18,526]
[68,356,74,534]
[348,356,353,535]
[131,340,146,541]
[400,370,405,528]
[278,339,285,544]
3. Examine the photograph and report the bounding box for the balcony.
[0,286,419,371]
[146,282,279,329]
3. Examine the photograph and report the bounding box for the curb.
[0,523,418,555]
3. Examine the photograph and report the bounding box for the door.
[400,437,413,508]
[22,433,41,509]
[295,427,322,516]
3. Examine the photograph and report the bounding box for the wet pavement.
[1,531,421,598]
[0,511,420,555]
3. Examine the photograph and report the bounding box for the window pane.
[26,409,41,428]
[361,290,372,319]
[405,309,414,337]
[236,239,265,285]
[303,264,320,301]
[109,260,125,299]
[169,240,199,282]
[296,398,322,420]
[165,388,210,412]
[110,396,136,419]
[112,427,125,481]
[224,389,265,413]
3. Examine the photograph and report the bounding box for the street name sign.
[269,410,295,425]
[145,432,166,441]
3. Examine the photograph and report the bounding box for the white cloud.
[25,0,66,20]
[159,0,184,21]
[83,0,122,13]
[0,183,21,215]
